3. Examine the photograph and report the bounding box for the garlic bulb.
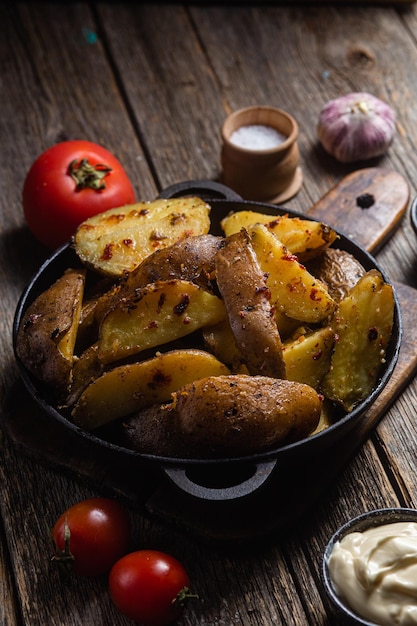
[317,92,396,163]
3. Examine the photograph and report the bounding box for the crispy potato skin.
[122,234,222,292]
[16,268,85,398]
[114,375,322,458]
[307,248,365,303]
[109,403,182,457]
[215,230,286,379]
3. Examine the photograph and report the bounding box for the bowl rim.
[322,507,417,625]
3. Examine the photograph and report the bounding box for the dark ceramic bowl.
[322,507,417,625]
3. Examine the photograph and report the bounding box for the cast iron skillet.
[12,180,402,501]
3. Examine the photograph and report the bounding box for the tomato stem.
[174,586,199,608]
[68,158,112,191]
[51,518,75,573]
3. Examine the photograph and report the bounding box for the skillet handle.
[158,179,243,202]
[163,459,277,501]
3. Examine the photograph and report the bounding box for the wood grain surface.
[2,3,417,626]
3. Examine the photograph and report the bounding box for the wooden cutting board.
[306,167,409,253]
[3,167,415,543]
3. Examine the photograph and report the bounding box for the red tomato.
[109,550,193,625]
[52,497,131,577]
[23,140,136,249]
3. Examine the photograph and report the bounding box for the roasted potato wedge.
[72,349,231,429]
[113,374,322,458]
[322,270,395,411]
[121,233,222,293]
[283,326,335,389]
[221,210,338,262]
[215,229,286,378]
[74,197,211,276]
[98,279,227,364]
[64,343,104,408]
[249,223,336,324]
[90,234,223,328]
[15,268,86,398]
[307,247,366,303]
[202,320,248,372]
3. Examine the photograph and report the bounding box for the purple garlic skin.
[317,92,396,163]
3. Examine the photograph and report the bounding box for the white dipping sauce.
[328,521,417,625]
[229,124,286,150]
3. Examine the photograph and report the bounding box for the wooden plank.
[2,4,417,626]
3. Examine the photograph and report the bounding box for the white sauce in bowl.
[328,521,417,625]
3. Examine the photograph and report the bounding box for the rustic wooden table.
[3,2,417,625]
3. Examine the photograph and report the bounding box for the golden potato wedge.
[98,279,227,364]
[215,230,286,379]
[249,223,337,324]
[283,326,335,389]
[321,270,395,411]
[73,197,211,276]
[221,210,338,262]
[16,268,86,398]
[72,349,231,430]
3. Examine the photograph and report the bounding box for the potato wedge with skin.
[202,320,249,373]
[72,349,231,430]
[121,233,222,293]
[221,211,338,262]
[91,234,223,327]
[64,343,104,408]
[74,197,211,277]
[111,403,182,457]
[321,270,395,411]
[283,326,335,389]
[215,230,286,379]
[249,223,336,324]
[169,375,322,458]
[307,247,366,303]
[98,279,227,364]
[114,375,322,458]
[16,268,86,398]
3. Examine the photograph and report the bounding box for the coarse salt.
[229,124,286,150]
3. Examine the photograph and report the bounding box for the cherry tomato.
[109,550,193,625]
[23,140,136,249]
[52,497,131,577]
